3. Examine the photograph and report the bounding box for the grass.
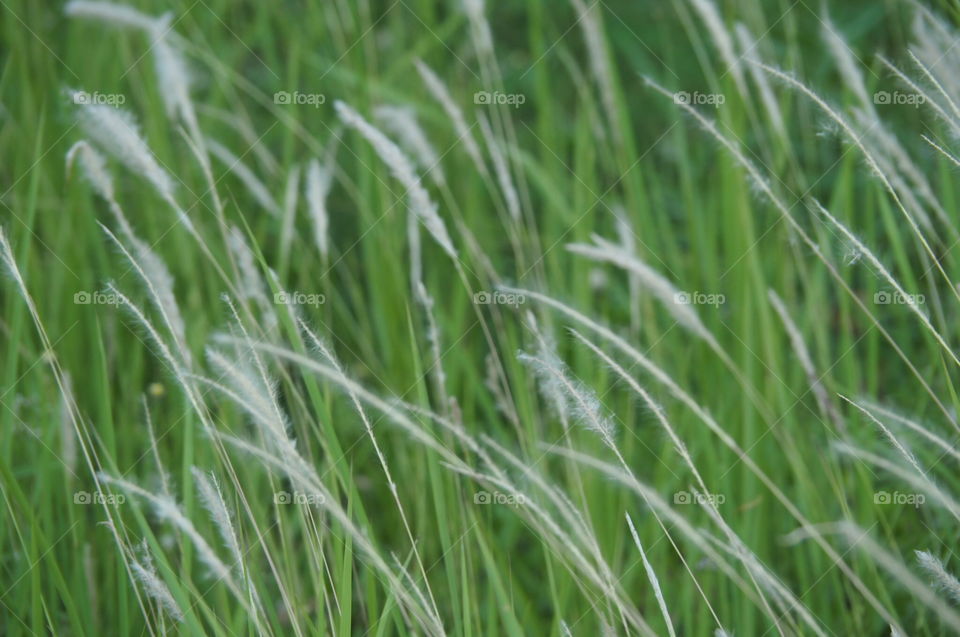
[3,0,960,634]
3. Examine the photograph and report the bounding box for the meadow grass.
[2,0,960,634]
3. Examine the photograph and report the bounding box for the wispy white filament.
[335,100,456,259]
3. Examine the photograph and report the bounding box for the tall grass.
[3,0,960,635]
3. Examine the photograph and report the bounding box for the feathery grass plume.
[149,15,200,138]
[211,416,445,635]
[693,488,829,637]
[442,459,654,635]
[567,235,709,340]
[478,113,520,220]
[202,348,300,466]
[860,400,960,464]
[305,157,333,260]
[567,328,791,629]
[646,74,958,426]
[689,0,747,95]
[545,446,759,628]
[64,0,161,31]
[414,59,486,173]
[878,54,960,139]
[626,513,676,637]
[462,0,493,56]
[768,290,843,430]
[374,104,445,187]
[98,222,189,364]
[335,100,457,259]
[839,396,924,477]
[279,163,301,259]
[66,140,116,207]
[750,61,959,302]
[517,341,616,444]
[210,334,475,465]
[226,226,267,304]
[206,137,279,216]
[834,442,960,523]
[98,475,235,585]
[303,324,443,621]
[197,104,280,177]
[74,99,181,212]
[569,0,621,142]
[734,23,785,138]
[821,19,873,110]
[813,200,959,367]
[924,133,960,167]
[511,285,907,627]
[190,468,244,571]
[98,474,269,631]
[796,522,960,632]
[907,49,960,130]
[916,551,960,605]
[129,542,184,623]
[855,114,946,233]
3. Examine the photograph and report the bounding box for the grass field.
[3,0,960,634]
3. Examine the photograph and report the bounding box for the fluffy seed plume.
[130,543,184,623]
[414,59,485,171]
[374,104,445,187]
[305,157,333,260]
[206,137,279,216]
[335,100,457,259]
[66,140,116,205]
[916,550,960,605]
[567,234,710,341]
[64,0,161,31]
[74,100,178,207]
